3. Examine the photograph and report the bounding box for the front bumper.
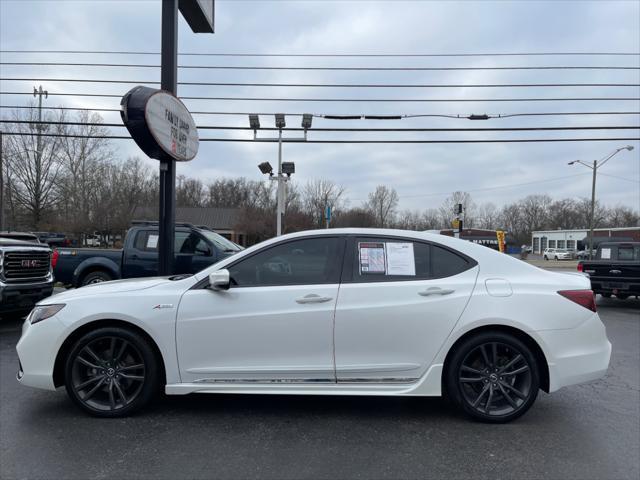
[15,315,64,391]
[537,312,611,392]
[0,278,54,314]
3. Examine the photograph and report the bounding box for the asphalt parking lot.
[1,296,638,480]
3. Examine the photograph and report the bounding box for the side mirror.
[208,269,230,291]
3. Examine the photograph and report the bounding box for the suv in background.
[0,237,53,317]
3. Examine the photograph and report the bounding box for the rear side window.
[431,245,473,278]
[617,246,637,261]
[351,237,474,282]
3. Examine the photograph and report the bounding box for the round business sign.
[120,86,199,162]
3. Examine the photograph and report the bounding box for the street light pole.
[251,114,311,236]
[568,145,635,260]
[276,127,283,236]
[589,159,597,261]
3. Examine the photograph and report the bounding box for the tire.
[81,270,113,287]
[445,331,540,423]
[64,327,160,417]
[543,256,548,261]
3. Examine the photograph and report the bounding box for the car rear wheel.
[543,255,548,260]
[446,332,540,423]
[64,327,160,417]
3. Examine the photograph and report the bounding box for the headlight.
[28,304,65,324]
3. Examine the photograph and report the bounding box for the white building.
[531,227,640,254]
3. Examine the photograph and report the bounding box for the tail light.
[51,249,59,268]
[558,290,596,312]
[577,262,583,272]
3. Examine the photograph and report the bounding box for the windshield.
[201,231,242,252]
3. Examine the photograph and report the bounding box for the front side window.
[228,237,343,287]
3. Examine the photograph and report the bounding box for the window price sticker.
[359,242,386,274]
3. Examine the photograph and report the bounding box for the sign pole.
[159,0,178,276]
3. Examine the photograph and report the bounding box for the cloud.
[1,0,638,212]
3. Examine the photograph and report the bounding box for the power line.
[2,91,639,102]
[3,77,640,89]
[352,173,593,201]
[3,119,639,133]
[2,131,639,143]
[2,62,639,71]
[1,49,638,57]
[598,172,640,184]
[2,105,639,119]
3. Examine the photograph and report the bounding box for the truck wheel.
[81,271,113,286]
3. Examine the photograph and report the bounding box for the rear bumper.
[590,280,640,296]
[0,279,54,314]
[537,313,611,392]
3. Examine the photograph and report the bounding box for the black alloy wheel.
[446,332,540,423]
[64,327,159,417]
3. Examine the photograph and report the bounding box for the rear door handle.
[419,287,455,296]
[296,294,333,304]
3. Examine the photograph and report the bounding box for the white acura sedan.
[16,229,611,422]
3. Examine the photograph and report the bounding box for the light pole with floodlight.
[251,114,312,236]
[568,145,635,260]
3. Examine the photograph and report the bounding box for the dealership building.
[531,227,640,254]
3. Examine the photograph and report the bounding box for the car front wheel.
[64,327,160,417]
[446,332,540,423]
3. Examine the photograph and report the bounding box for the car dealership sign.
[120,86,199,162]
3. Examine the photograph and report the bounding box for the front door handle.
[418,287,455,297]
[296,294,333,304]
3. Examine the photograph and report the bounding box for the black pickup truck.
[578,242,640,300]
[53,222,242,287]
[1,236,54,316]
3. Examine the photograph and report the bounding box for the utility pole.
[158,0,178,276]
[568,145,635,260]
[33,85,48,230]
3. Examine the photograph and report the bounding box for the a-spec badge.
[153,304,174,310]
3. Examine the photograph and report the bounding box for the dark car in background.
[0,237,53,317]
[578,242,640,300]
[53,222,242,287]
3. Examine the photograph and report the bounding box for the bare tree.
[476,202,499,230]
[56,110,114,237]
[365,185,398,228]
[176,175,205,207]
[303,179,347,228]
[3,105,64,229]
[519,194,552,234]
[439,191,475,228]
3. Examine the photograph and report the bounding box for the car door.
[176,236,345,383]
[122,229,158,278]
[333,236,478,383]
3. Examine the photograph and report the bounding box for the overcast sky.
[1,0,639,212]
